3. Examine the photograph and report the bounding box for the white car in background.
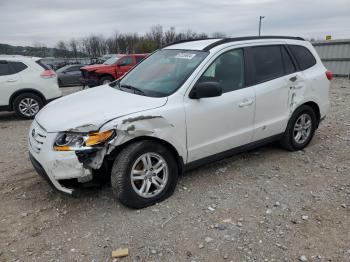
[28,36,331,208]
[0,56,62,119]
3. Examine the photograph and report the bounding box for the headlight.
[54,130,114,151]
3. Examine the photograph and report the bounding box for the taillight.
[41,69,56,79]
[325,70,333,80]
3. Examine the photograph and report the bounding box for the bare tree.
[164,27,177,45]
[211,32,227,38]
[55,41,68,58]
[69,38,79,59]
[55,25,223,58]
[147,25,163,48]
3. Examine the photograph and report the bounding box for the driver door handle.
[239,98,254,107]
[7,79,17,82]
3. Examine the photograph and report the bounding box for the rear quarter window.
[9,61,28,73]
[288,45,316,70]
[36,60,51,70]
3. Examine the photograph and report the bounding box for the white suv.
[28,36,331,208]
[0,56,61,118]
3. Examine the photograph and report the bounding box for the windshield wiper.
[109,80,119,87]
[119,84,146,96]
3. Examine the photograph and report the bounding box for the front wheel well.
[9,89,46,110]
[106,136,184,175]
[98,74,115,80]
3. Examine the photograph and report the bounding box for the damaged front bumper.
[28,120,94,194]
[79,77,99,87]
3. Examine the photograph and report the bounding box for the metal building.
[312,39,350,77]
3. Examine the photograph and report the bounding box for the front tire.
[100,76,114,85]
[13,93,43,119]
[111,141,178,209]
[280,105,317,151]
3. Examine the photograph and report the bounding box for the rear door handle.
[239,98,254,107]
[7,79,17,82]
[289,76,297,82]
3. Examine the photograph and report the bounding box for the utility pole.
[259,16,265,36]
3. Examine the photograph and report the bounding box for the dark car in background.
[57,64,85,87]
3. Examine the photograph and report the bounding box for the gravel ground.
[0,80,349,262]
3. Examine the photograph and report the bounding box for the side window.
[9,62,28,73]
[288,45,316,70]
[250,45,284,84]
[0,61,12,76]
[67,66,81,72]
[119,56,133,66]
[198,49,245,93]
[281,46,296,75]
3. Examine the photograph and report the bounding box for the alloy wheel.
[18,98,40,117]
[293,113,312,144]
[130,152,169,198]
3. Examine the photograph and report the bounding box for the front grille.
[29,121,47,154]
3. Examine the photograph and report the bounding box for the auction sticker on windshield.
[174,53,196,59]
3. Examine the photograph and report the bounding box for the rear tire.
[100,76,114,85]
[111,141,178,209]
[13,93,43,119]
[280,105,317,151]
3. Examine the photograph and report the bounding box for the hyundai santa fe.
[28,36,331,208]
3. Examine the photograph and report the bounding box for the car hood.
[35,85,167,132]
[81,64,112,71]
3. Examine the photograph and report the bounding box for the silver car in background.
[56,64,84,87]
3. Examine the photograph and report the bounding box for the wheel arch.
[302,101,321,127]
[9,89,46,110]
[106,136,184,175]
[98,74,115,80]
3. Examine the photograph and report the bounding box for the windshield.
[103,55,122,65]
[115,49,208,97]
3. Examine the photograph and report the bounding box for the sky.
[0,0,350,47]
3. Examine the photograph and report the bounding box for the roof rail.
[203,36,305,51]
[162,38,218,48]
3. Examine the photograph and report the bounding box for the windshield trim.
[109,49,209,97]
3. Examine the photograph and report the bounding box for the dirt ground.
[0,80,349,262]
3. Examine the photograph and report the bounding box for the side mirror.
[189,82,222,99]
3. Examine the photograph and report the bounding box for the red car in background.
[80,54,148,87]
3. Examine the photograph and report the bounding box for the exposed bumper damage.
[77,115,174,168]
[29,115,175,194]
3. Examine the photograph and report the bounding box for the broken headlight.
[53,130,114,151]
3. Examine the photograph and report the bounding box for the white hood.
[35,85,167,132]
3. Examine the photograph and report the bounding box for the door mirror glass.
[189,82,222,99]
